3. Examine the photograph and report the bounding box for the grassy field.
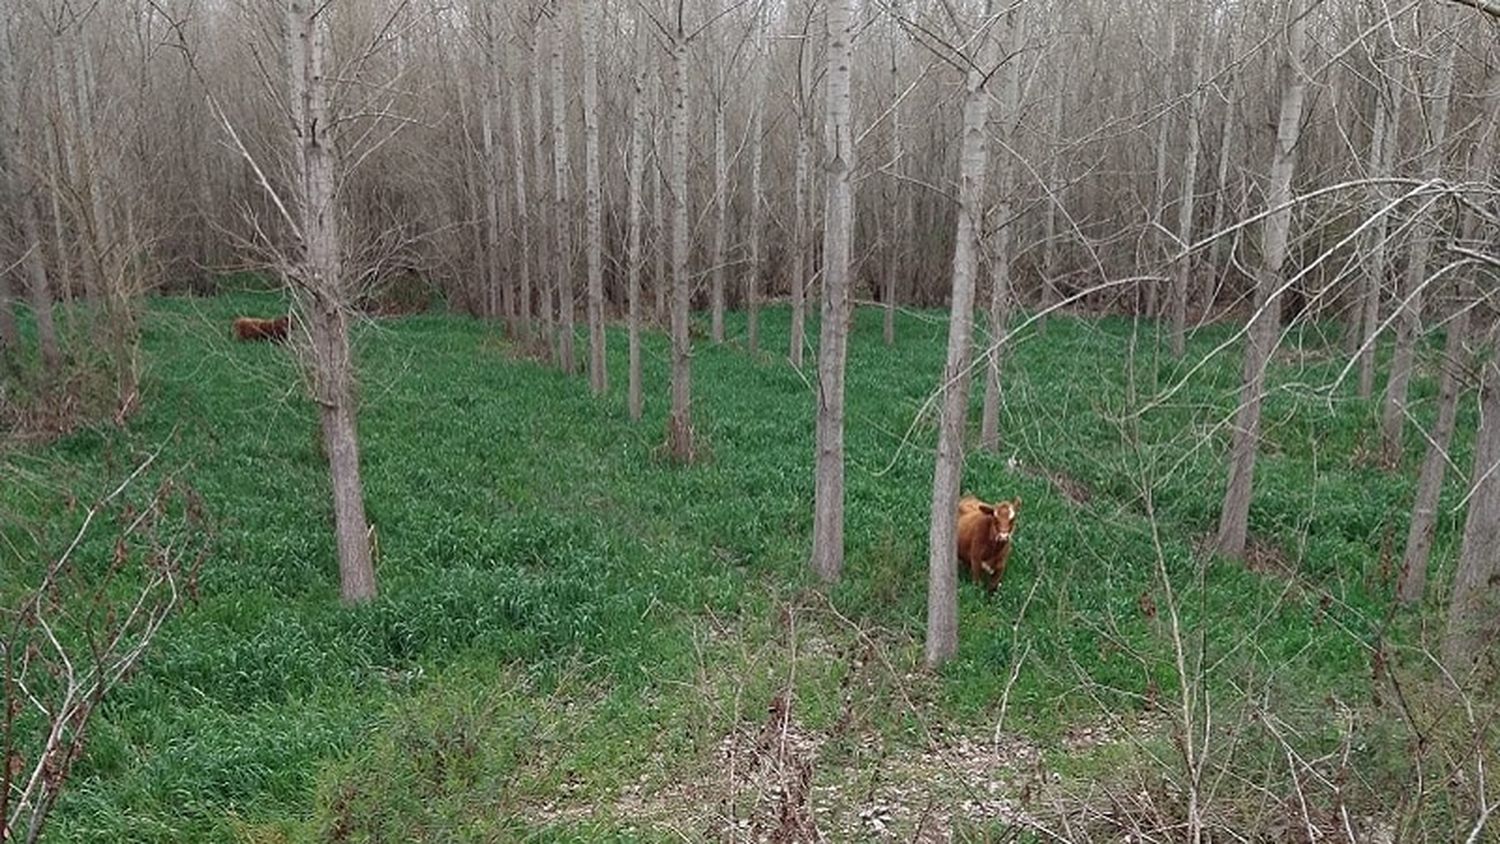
[1,293,1474,840]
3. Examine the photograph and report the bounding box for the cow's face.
[980,498,1020,544]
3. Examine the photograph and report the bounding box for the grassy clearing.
[2,293,1471,840]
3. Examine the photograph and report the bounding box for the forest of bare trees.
[1,0,1499,833]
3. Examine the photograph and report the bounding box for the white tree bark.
[882,26,902,347]
[927,3,998,667]
[1039,85,1064,327]
[1170,13,1206,358]
[666,36,694,461]
[1381,9,1457,462]
[509,82,534,337]
[1444,340,1500,672]
[790,128,809,368]
[1215,0,1307,559]
[289,0,376,604]
[550,3,575,373]
[746,41,766,355]
[0,5,59,375]
[477,2,505,321]
[980,5,1023,453]
[626,21,647,422]
[710,97,727,344]
[810,0,856,584]
[652,66,666,324]
[530,33,556,359]
[1206,61,1238,304]
[1398,303,1467,606]
[1399,81,1499,606]
[1355,37,1402,400]
[582,0,605,394]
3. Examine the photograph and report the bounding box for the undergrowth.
[1,293,1482,840]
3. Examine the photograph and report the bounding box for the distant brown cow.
[232,315,290,343]
[956,495,1021,596]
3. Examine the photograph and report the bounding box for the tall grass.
[1,294,1474,840]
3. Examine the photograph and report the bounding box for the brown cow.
[956,495,1021,596]
[232,315,291,343]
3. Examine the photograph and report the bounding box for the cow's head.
[978,497,1020,544]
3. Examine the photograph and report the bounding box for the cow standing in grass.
[957,496,1020,596]
[232,315,291,343]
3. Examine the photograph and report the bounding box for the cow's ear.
[978,504,994,517]
[1011,497,1021,511]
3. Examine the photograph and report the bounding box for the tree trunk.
[509,83,533,337]
[1400,84,1500,606]
[1381,10,1457,464]
[290,0,376,604]
[1038,87,1064,328]
[1147,23,1174,320]
[20,197,60,378]
[710,101,727,344]
[0,272,17,367]
[1170,14,1206,359]
[1398,304,1467,606]
[1443,339,1500,673]
[927,5,997,668]
[626,27,646,422]
[790,129,809,368]
[1,9,58,374]
[746,51,765,355]
[530,38,555,359]
[550,5,575,374]
[1354,44,1402,400]
[582,0,605,394]
[666,38,694,461]
[883,38,901,347]
[1215,1,1307,559]
[810,0,855,584]
[1206,63,1238,307]
[980,6,1022,454]
[478,3,504,322]
[653,71,666,325]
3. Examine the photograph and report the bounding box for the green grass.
[2,292,1471,840]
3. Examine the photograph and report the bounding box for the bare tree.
[509,73,535,338]
[2,454,202,844]
[1169,8,1206,359]
[745,25,766,355]
[288,0,376,603]
[1444,330,1500,673]
[787,3,814,369]
[476,1,506,321]
[1353,16,1403,400]
[926,2,998,668]
[710,74,728,344]
[790,126,810,369]
[530,11,558,361]
[1206,55,1239,301]
[1215,0,1308,559]
[979,4,1023,454]
[881,21,902,347]
[1380,6,1457,464]
[583,0,606,394]
[627,10,647,421]
[0,4,60,378]
[809,0,855,584]
[549,1,576,373]
[665,15,694,461]
[1399,81,1500,606]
